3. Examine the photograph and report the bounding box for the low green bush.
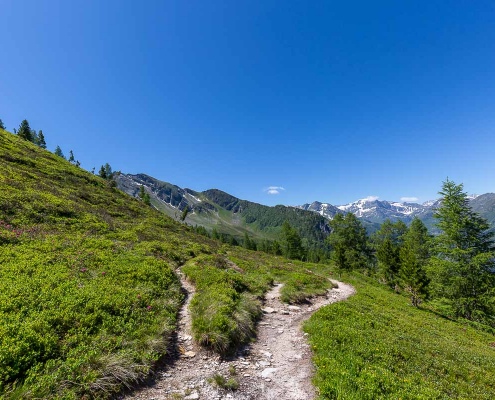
[304,272,495,399]
[183,251,334,354]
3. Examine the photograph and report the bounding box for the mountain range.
[298,194,495,233]
[116,173,495,239]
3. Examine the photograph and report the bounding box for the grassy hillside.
[305,272,495,399]
[0,129,334,398]
[0,129,216,398]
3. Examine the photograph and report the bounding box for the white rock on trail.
[261,368,277,378]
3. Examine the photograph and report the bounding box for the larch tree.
[54,145,65,159]
[98,165,107,179]
[429,179,495,322]
[373,219,408,285]
[17,120,33,142]
[37,130,47,149]
[281,221,304,260]
[327,213,371,271]
[180,206,189,222]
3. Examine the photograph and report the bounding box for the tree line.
[327,179,495,325]
[192,219,330,263]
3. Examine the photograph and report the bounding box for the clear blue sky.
[2,1,495,206]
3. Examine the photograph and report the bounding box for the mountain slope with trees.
[115,173,331,246]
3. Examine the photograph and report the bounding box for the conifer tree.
[429,179,495,322]
[180,206,189,222]
[54,145,65,159]
[104,163,113,179]
[243,232,257,250]
[373,219,408,284]
[139,185,145,200]
[98,165,107,179]
[327,213,371,271]
[281,221,304,259]
[68,150,75,164]
[0,119,5,130]
[399,242,429,307]
[17,120,33,142]
[404,217,431,263]
[272,240,282,255]
[212,228,220,240]
[229,235,239,246]
[36,130,47,149]
[143,193,151,205]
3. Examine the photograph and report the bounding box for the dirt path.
[123,274,355,400]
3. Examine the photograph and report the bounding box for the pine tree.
[143,193,151,206]
[327,213,371,271]
[243,232,257,251]
[281,221,304,259]
[373,219,408,284]
[104,163,113,180]
[75,160,81,168]
[54,145,65,159]
[17,120,33,142]
[68,150,75,164]
[429,179,495,322]
[272,240,282,255]
[399,242,429,307]
[180,206,189,222]
[404,217,431,263]
[36,130,47,149]
[0,119,5,130]
[229,236,239,246]
[139,186,145,200]
[212,228,220,240]
[99,165,107,179]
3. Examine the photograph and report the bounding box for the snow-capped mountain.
[336,198,427,221]
[297,201,342,219]
[297,194,491,233]
[298,198,431,224]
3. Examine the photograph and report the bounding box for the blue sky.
[1,1,495,206]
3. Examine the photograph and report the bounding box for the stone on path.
[261,368,277,378]
[185,391,199,399]
[184,351,196,358]
[262,307,276,314]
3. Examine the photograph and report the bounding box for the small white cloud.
[264,186,285,195]
[363,195,379,201]
[400,197,419,202]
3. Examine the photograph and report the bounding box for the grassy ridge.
[304,272,495,399]
[0,130,215,398]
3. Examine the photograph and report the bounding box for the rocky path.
[124,273,355,400]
